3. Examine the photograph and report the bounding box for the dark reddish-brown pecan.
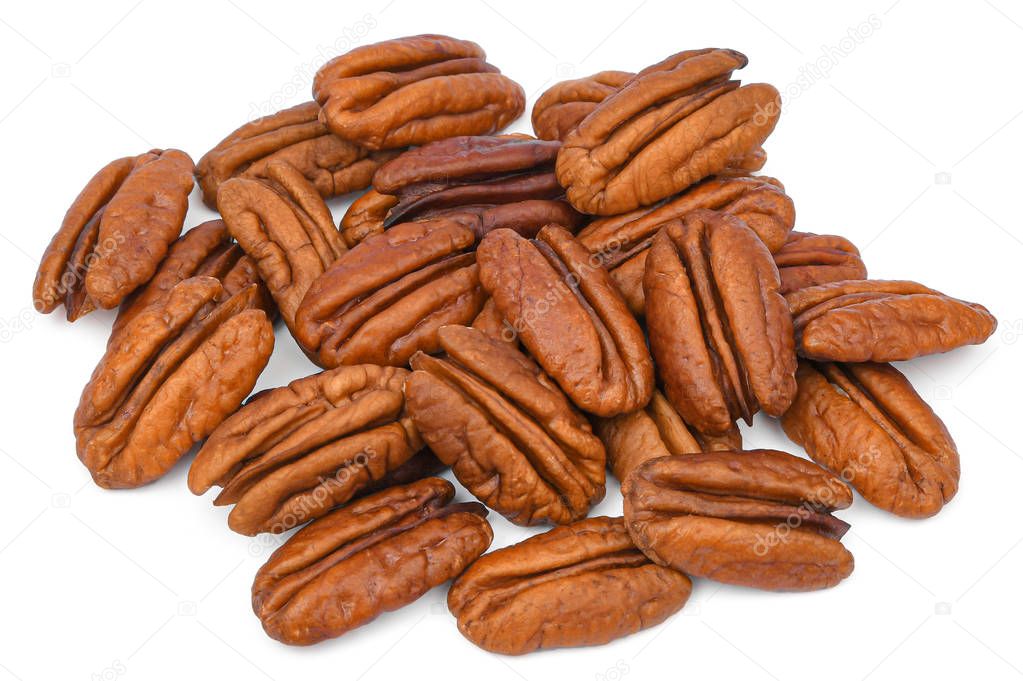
[339,135,583,246]
[557,49,780,215]
[623,450,855,591]
[645,211,796,435]
[196,101,400,208]
[313,34,525,150]
[217,160,347,335]
[594,390,742,484]
[782,361,959,518]
[33,149,195,320]
[448,516,691,655]
[531,71,633,141]
[252,477,492,645]
[787,279,997,362]
[476,225,653,417]
[774,231,867,294]
[189,364,423,535]
[406,325,605,525]
[74,277,274,489]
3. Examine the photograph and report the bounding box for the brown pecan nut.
[252,477,492,645]
[313,34,525,150]
[189,364,424,535]
[339,135,583,247]
[782,361,959,518]
[196,101,400,208]
[557,49,780,215]
[595,390,741,484]
[406,325,606,525]
[787,279,997,362]
[531,70,633,141]
[33,149,195,320]
[623,450,855,591]
[74,277,274,488]
[294,216,492,368]
[476,225,653,416]
[774,231,867,294]
[218,160,347,334]
[645,211,796,434]
[448,516,691,655]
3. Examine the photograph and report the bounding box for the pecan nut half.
[477,225,653,416]
[313,34,525,150]
[787,279,997,362]
[774,231,867,294]
[623,450,855,591]
[75,277,274,488]
[252,477,492,645]
[189,364,423,535]
[557,49,780,215]
[782,361,959,518]
[448,516,691,655]
[406,325,606,525]
[196,101,400,208]
[531,71,633,141]
[645,211,796,434]
[34,149,195,320]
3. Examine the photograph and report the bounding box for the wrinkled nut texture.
[295,216,490,368]
[623,450,855,591]
[477,225,653,417]
[339,135,583,246]
[75,277,274,489]
[531,71,633,142]
[787,279,997,362]
[557,48,780,214]
[252,477,492,645]
[645,211,796,435]
[406,325,606,525]
[782,361,959,518]
[774,231,867,294]
[595,390,741,484]
[196,100,400,208]
[189,364,423,535]
[34,149,195,319]
[448,516,691,654]
[313,34,525,150]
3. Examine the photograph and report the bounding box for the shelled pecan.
[774,231,867,294]
[531,71,633,141]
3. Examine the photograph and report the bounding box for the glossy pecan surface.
[406,325,605,525]
[531,71,633,141]
[252,477,492,645]
[448,516,690,655]
[623,450,854,591]
[774,231,867,294]
[313,34,524,150]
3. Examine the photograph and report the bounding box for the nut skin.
[623,450,855,591]
[782,361,959,518]
[774,231,867,294]
[448,516,691,655]
[252,477,492,646]
[531,71,633,141]
[644,210,797,435]
[313,34,525,150]
[476,225,653,417]
[74,277,274,489]
[406,325,606,526]
[787,279,997,362]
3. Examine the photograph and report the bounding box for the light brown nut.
[787,279,997,362]
[623,450,855,591]
[782,361,959,518]
[74,277,274,488]
[531,71,633,141]
[196,101,400,208]
[189,364,423,535]
[33,149,195,319]
[448,516,691,655]
[476,225,653,417]
[406,325,605,525]
[313,34,525,150]
[557,49,780,214]
[774,231,867,294]
[645,211,797,435]
[252,477,492,645]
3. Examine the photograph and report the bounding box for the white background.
[1,1,1021,679]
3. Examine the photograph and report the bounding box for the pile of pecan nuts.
[34,35,997,654]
